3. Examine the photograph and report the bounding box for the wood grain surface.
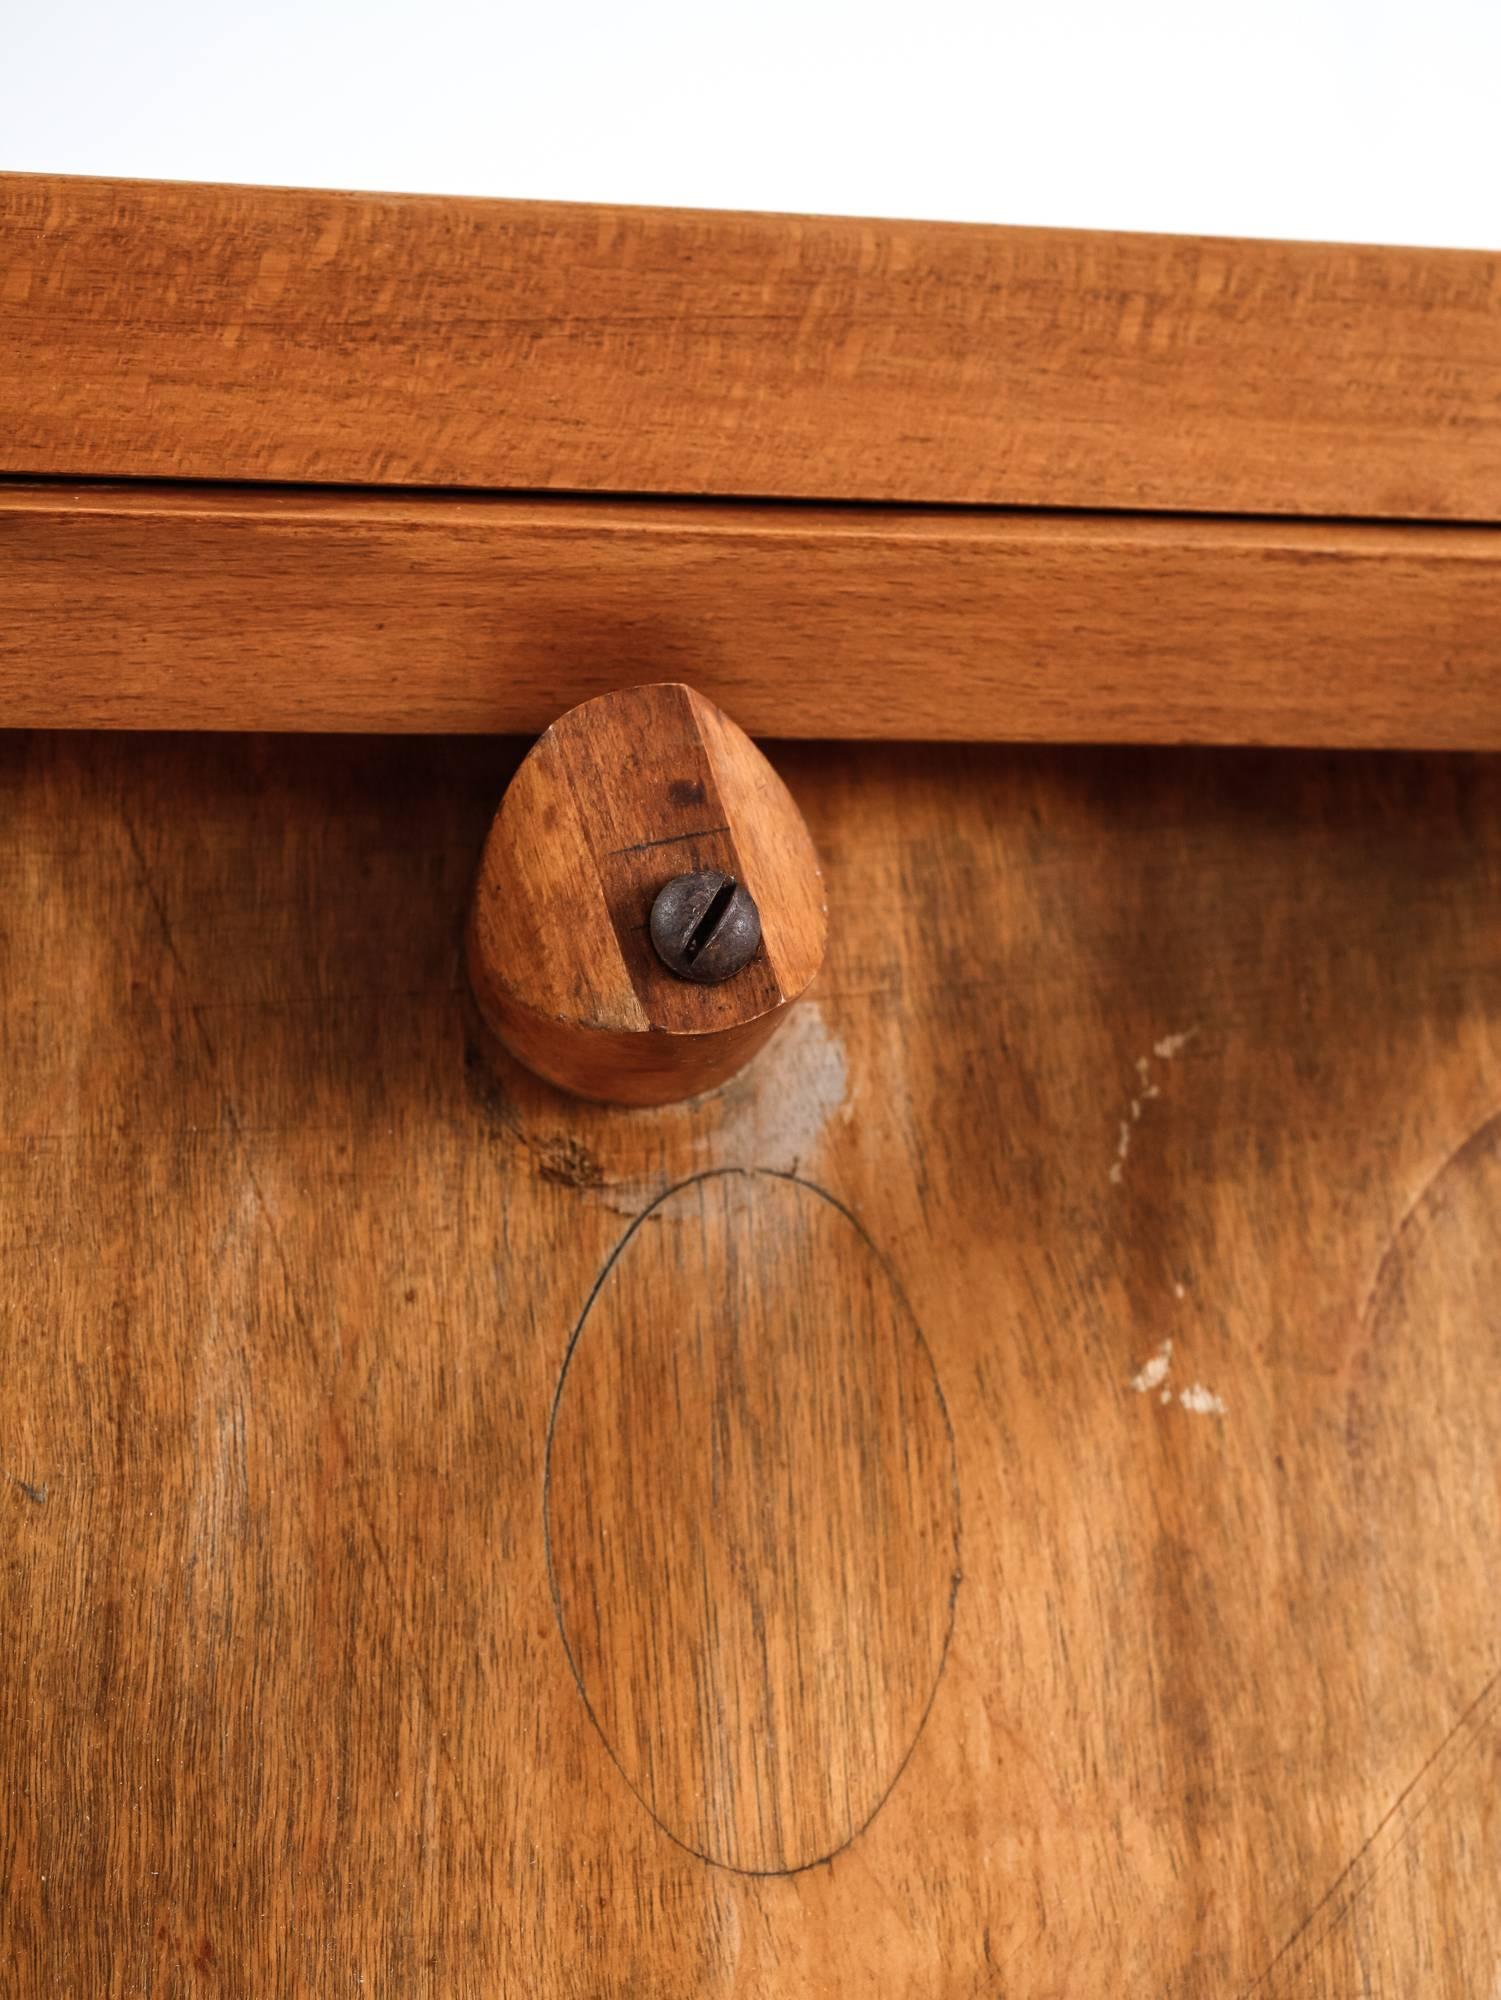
[3,174,1500,518]
[6,483,1501,747]
[2,730,1499,1994]
[547,1169,957,1872]
[468,683,826,1102]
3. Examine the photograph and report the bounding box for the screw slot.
[684,877,739,965]
[650,870,761,984]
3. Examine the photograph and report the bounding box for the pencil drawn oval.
[545,1168,960,1874]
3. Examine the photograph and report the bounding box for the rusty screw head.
[649,870,761,984]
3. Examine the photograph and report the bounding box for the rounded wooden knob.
[466,683,826,1105]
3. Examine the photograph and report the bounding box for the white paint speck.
[1109,1116,1135,1184]
[1108,1030,1197,1183]
[1130,1339,1173,1394]
[1129,1336,1226,1419]
[1174,1281,1186,1300]
[1154,1027,1199,1061]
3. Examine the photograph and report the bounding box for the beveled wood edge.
[4,482,1500,748]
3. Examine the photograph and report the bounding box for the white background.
[3,0,1498,247]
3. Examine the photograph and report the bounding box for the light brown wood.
[3,729,1499,1992]
[3,173,1499,519]
[468,683,826,1103]
[547,1168,958,1873]
[5,481,1501,747]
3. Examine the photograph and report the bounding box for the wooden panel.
[547,1169,957,1874]
[5,482,1501,747]
[3,174,1499,518]
[2,730,1499,1993]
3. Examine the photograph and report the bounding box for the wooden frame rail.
[3,173,1499,744]
[4,484,1499,746]
[3,175,1500,517]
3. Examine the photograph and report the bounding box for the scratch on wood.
[608,823,731,858]
[1244,1664,1501,1995]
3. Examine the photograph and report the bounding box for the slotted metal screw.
[649,870,761,984]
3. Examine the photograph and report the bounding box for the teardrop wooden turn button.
[466,683,827,1105]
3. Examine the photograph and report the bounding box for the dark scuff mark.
[535,1135,606,1191]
